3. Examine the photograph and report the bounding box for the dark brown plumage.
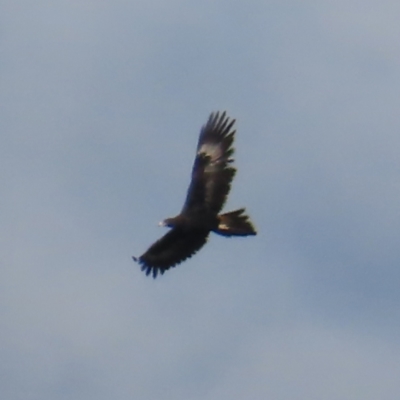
[133,111,256,277]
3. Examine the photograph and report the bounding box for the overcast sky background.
[2,1,400,399]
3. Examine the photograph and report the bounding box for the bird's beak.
[158,220,166,227]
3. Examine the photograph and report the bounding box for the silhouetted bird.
[133,112,257,277]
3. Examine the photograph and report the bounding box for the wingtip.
[139,263,158,278]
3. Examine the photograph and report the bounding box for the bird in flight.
[133,111,257,277]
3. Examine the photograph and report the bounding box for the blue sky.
[2,1,400,399]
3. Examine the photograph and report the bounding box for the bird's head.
[158,217,175,228]
[158,215,180,228]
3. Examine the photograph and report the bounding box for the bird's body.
[133,112,256,277]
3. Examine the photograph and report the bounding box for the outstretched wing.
[182,112,237,215]
[133,228,209,278]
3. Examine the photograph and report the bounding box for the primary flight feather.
[133,111,257,277]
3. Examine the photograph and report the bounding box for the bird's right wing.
[133,228,209,278]
[182,112,237,215]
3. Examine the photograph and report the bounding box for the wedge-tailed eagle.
[133,111,256,277]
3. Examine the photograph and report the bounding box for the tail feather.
[215,208,257,237]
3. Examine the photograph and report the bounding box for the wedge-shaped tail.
[215,208,257,237]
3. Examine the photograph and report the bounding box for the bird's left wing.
[133,228,209,278]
